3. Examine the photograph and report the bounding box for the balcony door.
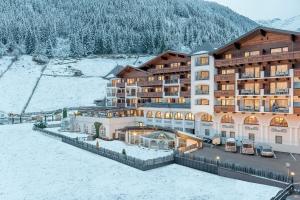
[245,67,260,78]
[270,82,288,94]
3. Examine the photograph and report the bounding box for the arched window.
[155,111,162,118]
[99,125,106,137]
[221,115,234,124]
[174,112,183,120]
[164,112,173,119]
[201,113,212,122]
[185,113,195,121]
[270,117,288,127]
[146,111,153,118]
[244,116,259,125]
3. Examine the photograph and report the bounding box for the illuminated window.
[146,111,153,118]
[221,115,234,124]
[270,117,288,127]
[156,64,164,69]
[185,113,194,121]
[148,76,154,81]
[225,53,232,59]
[158,75,164,80]
[155,111,162,118]
[195,99,209,105]
[170,63,180,68]
[271,47,288,54]
[221,84,234,91]
[174,112,183,120]
[195,56,209,66]
[244,51,260,57]
[244,116,259,125]
[164,112,173,119]
[201,114,212,122]
[195,71,209,80]
[221,69,235,74]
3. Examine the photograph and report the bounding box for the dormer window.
[156,64,164,69]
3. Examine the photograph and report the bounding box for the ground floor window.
[221,131,226,138]
[174,127,183,131]
[230,132,235,138]
[205,129,210,136]
[249,133,255,141]
[275,136,282,144]
[185,128,194,134]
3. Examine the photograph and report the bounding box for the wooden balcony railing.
[180,91,190,97]
[148,66,190,74]
[215,51,300,67]
[294,107,300,114]
[294,89,300,96]
[214,90,235,97]
[137,92,163,98]
[294,69,300,77]
[116,82,125,88]
[214,74,235,82]
[180,78,190,84]
[214,105,235,113]
[116,93,125,98]
[138,80,162,87]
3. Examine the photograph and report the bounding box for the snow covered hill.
[0,55,153,114]
[257,15,300,32]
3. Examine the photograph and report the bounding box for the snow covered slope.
[0,124,280,200]
[0,56,13,74]
[257,15,300,32]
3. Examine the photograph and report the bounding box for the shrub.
[122,148,127,156]
[93,122,102,139]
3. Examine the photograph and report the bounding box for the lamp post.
[286,162,290,177]
[290,172,295,184]
[216,156,220,167]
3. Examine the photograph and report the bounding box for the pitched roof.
[211,26,300,55]
[115,65,149,77]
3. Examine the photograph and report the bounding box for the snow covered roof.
[142,131,175,140]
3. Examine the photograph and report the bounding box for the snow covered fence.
[33,127,174,170]
[175,152,290,188]
[62,137,174,171]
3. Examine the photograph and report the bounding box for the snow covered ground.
[0,56,12,74]
[0,124,280,200]
[0,56,44,114]
[26,76,107,112]
[46,127,173,160]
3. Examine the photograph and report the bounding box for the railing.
[116,82,125,87]
[106,83,116,87]
[148,65,190,74]
[195,76,209,81]
[294,82,300,89]
[164,79,179,84]
[180,91,190,97]
[180,78,190,84]
[164,91,179,96]
[215,51,300,67]
[126,92,137,97]
[265,107,289,113]
[195,90,209,95]
[214,90,235,97]
[214,105,235,113]
[137,92,163,98]
[215,73,235,82]
[239,106,260,112]
[240,73,259,79]
[271,184,295,200]
[142,102,191,109]
[239,89,260,95]
[265,88,289,95]
[294,69,300,77]
[265,71,290,78]
[106,93,116,97]
[138,80,162,86]
[116,93,125,98]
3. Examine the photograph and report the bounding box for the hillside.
[0,0,257,57]
[257,15,300,32]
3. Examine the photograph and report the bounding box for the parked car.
[241,140,255,155]
[212,136,221,145]
[225,138,237,152]
[258,145,274,157]
[203,137,212,144]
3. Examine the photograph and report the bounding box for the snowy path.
[0,56,14,79]
[0,124,280,200]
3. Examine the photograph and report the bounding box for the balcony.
[106,93,116,97]
[239,89,260,95]
[116,82,125,88]
[214,74,235,82]
[265,88,290,95]
[294,69,300,77]
[148,65,190,74]
[239,106,260,112]
[195,76,209,81]
[142,102,191,109]
[264,70,290,78]
[164,79,179,85]
[164,91,179,97]
[138,80,162,87]
[195,90,209,95]
[126,92,137,97]
[294,102,300,114]
[116,93,125,98]
[137,92,163,98]
[215,51,300,67]
[180,91,190,97]
[214,105,235,113]
[214,90,235,97]
[180,78,190,84]
[265,107,289,113]
[117,103,125,108]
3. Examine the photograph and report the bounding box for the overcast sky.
[207,0,300,20]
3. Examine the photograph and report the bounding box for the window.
[174,112,183,120]
[195,71,209,80]
[225,53,232,59]
[195,99,209,105]
[221,115,234,124]
[156,64,164,69]
[275,136,283,144]
[148,76,154,81]
[158,75,164,80]
[218,99,234,106]
[201,114,212,122]
[126,78,135,84]
[146,111,153,118]
[270,82,288,94]
[185,113,194,121]
[196,56,209,66]
[270,117,288,127]
[249,133,255,141]
[170,63,180,68]
[155,111,162,118]
[164,112,173,119]
[221,131,226,138]
[205,129,210,136]
[221,84,234,91]
[271,47,288,54]
[99,126,106,137]
[230,132,235,138]
[270,64,288,76]
[195,85,209,94]
[244,51,260,57]
[243,66,260,78]
[155,87,162,92]
[221,69,235,74]
[244,116,259,125]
